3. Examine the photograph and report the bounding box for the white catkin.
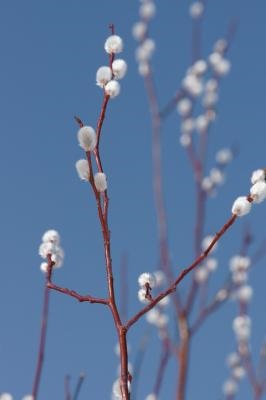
[104,35,123,54]
[132,21,147,41]
[0,395,13,400]
[139,2,156,19]
[226,352,241,368]
[251,169,265,184]
[138,288,150,304]
[42,229,60,244]
[105,80,120,98]
[250,181,266,203]
[112,59,128,80]
[75,159,90,181]
[96,66,112,88]
[222,379,238,396]
[138,272,155,288]
[231,196,252,217]
[189,2,204,19]
[77,126,96,151]
[94,172,107,192]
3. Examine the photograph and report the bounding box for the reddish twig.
[176,313,190,400]
[126,213,238,330]
[47,281,108,305]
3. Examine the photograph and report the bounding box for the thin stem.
[241,346,262,399]
[117,327,129,399]
[83,47,129,398]
[185,129,208,314]
[47,281,108,305]
[64,375,71,400]
[191,19,202,63]
[32,278,51,399]
[159,90,184,120]
[176,314,190,400]
[73,373,86,400]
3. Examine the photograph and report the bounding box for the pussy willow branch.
[160,20,237,120]
[191,231,266,336]
[126,212,238,330]
[199,214,252,313]
[82,34,130,398]
[185,32,236,313]
[50,26,130,399]
[89,96,130,399]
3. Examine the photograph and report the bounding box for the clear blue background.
[0,1,266,399]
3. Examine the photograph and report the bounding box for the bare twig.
[32,282,50,399]
[64,374,71,400]
[73,373,86,400]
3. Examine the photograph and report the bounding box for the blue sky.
[1,1,266,399]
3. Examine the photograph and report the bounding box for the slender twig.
[64,374,71,400]
[32,259,54,399]
[47,281,108,305]
[73,373,86,400]
[159,90,184,119]
[191,3,205,63]
[177,313,190,400]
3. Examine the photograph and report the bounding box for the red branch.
[47,281,108,305]
[126,213,238,330]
